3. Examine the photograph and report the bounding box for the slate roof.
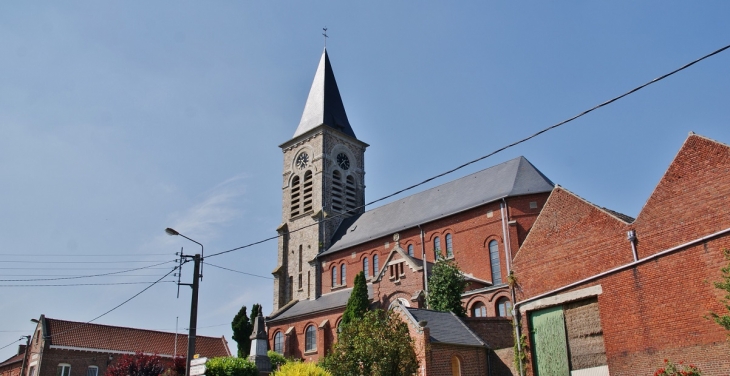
[291,48,357,140]
[406,308,485,347]
[267,284,373,323]
[323,156,554,255]
[43,318,230,357]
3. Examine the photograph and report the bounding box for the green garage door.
[530,306,570,376]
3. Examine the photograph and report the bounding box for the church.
[265,49,550,374]
[264,49,730,376]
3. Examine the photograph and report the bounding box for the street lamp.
[166,228,203,376]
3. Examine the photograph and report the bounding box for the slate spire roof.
[292,48,356,140]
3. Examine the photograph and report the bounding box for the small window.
[86,366,98,376]
[497,297,513,318]
[489,240,502,285]
[433,237,441,260]
[407,244,414,257]
[451,356,462,376]
[373,255,379,275]
[273,331,283,354]
[445,234,453,258]
[305,325,317,352]
[57,364,71,376]
[340,264,346,286]
[363,257,369,277]
[472,302,486,317]
[331,267,337,287]
[29,366,37,376]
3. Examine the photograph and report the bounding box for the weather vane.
[322,27,329,48]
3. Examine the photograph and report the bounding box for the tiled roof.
[267,284,374,323]
[406,308,485,347]
[44,318,230,358]
[0,353,23,368]
[324,156,554,255]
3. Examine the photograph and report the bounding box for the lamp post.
[165,228,203,376]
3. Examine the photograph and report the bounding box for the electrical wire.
[0,253,171,257]
[0,260,171,264]
[0,281,177,287]
[0,260,177,282]
[43,266,179,340]
[203,262,273,280]
[205,42,730,260]
[0,338,22,351]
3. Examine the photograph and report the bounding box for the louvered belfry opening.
[345,175,357,212]
[290,175,301,217]
[302,170,313,213]
[332,170,344,212]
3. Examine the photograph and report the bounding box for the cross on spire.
[322,27,328,48]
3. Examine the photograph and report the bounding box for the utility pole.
[19,335,30,376]
[180,254,201,376]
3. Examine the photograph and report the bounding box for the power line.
[203,262,273,280]
[43,266,178,340]
[0,338,21,351]
[0,253,171,257]
[0,260,176,282]
[0,281,176,287]
[0,260,171,264]
[205,42,730,260]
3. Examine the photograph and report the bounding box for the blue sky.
[1,2,730,359]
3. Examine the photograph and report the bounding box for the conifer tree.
[231,305,252,357]
[249,304,262,327]
[427,257,467,317]
[341,272,369,325]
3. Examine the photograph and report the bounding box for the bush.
[267,351,287,371]
[205,357,258,376]
[272,362,331,376]
[654,359,702,376]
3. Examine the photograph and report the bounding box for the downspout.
[501,199,524,376]
[419,224,428,308]
[627,230,639,261]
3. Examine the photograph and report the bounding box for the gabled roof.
[291,48,356,140]
[43,318,230,358]
[267,284,374,323]
[0,353,23,368]
[406,308,485,347]
[323,156,554,255]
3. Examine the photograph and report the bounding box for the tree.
[232,305,253,357]
[427,257,467,317]
[341,271,369,326]
[249,304,262,327]
[710,249,730,335]
[106,353,170,376]
[321,309,418,376]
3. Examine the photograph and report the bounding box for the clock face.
[295,153,309,170]
[336,153,350,170]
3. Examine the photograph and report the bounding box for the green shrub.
[273,362,331,376]
[267,351,287,371]
[205,357,258,376]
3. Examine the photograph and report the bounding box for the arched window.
[489,240,502,285]
[445,233,453,258]
[407,244,414,257]
[86,366,98,376]
[332,170,343,212]
[331,267,337,287]
[305,325,317,352]
[57,364,71,376]
[273,331,283,354]
[451,356,462,376]
[290,176,301,217]
[434,237,441,260]
[345,175,357,212]
[363,257,369,277]
[373,254,379,275]
[302,171,313,213]
[340,264,346,286]
[472,302,486,317]
[497,297,513,318]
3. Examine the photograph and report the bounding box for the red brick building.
[21,315,230,376]
[512,133,730,375]
[0,346,27,376]
[266,48,551,375]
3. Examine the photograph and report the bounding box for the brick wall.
[513,134,730,376]
[267,309,343,362]
[429,343,488,376]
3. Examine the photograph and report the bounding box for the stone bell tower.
[272,49,368,311]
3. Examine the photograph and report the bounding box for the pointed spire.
[293,49,356,139]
